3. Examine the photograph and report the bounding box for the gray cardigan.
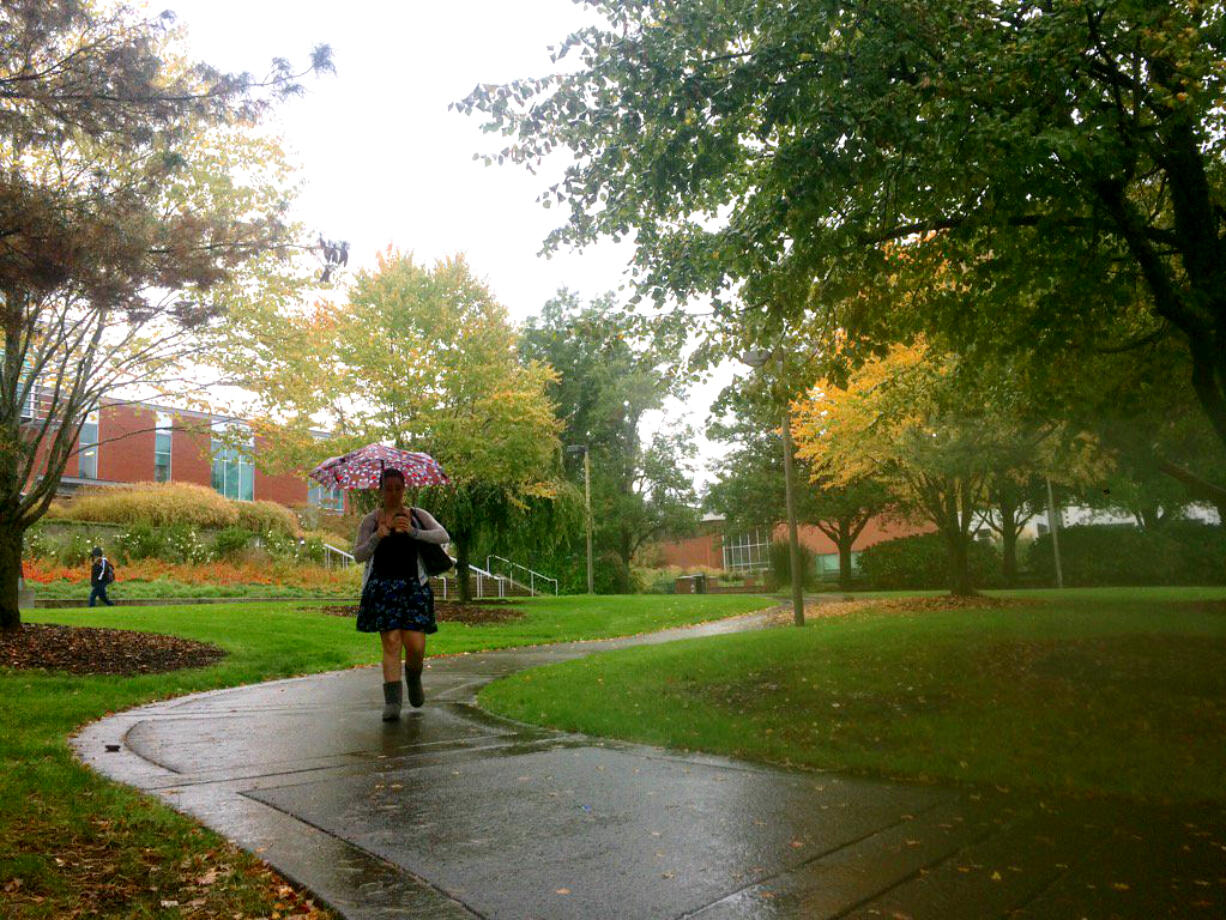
[353,506,450,588]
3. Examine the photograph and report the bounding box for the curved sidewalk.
[74,612,1224,919]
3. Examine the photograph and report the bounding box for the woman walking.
[353,467,450,720]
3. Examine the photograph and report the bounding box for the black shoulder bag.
[411,511,455,575]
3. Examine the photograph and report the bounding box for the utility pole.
[583,446,594,594]
[742,348,805,627]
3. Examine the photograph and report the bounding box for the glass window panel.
[154,412,172,482]
[79,411,99,479]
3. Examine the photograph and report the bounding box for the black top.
[371,531,419,580]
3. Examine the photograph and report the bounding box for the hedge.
[48,482,241,529]
[857,532,1003,590]
[1028,522,1226,587]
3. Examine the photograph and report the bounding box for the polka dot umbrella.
[309,444,451,491]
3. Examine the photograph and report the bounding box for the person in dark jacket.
[89,547,115,607]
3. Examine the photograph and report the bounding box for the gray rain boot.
[406,667,425,708]
[382,680,403,721]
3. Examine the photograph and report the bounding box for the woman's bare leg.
[380,631,404,683]
[402,629,427,707]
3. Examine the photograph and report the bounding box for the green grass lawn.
[2,593,771,919]
[480,587,1226,804]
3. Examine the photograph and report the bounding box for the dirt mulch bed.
[318,601,526,625]
[768,593,1041,626]
[1,622,225,676]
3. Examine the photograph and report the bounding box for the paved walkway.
[74,612,1224,919]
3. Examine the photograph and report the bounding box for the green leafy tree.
[520,291,698,591]
[233,252,565,602]
[0,0,330,630]
[458,0,1226,500]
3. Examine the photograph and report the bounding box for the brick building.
[654,513,931,580]
[54,399,343,513]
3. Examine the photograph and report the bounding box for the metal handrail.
[321,543,355,569]
[432,562,510,600]
[485,555,558,596]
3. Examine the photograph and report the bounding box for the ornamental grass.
[48,482,241,529]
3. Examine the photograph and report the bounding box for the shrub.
[767,540,818,591]
[212,527,254,560]
[635,565,685,594]
[164,523,212,564]
[301,529,349,554]
[58,531,102,567]
[114,522,167,562]
[293,504,358,540]
[259,529,301,560]
[22,525,55,561]
[235,500,299,537]
[857,532,1002,591]
[58,482,240,528]
[1027,523,1226,587]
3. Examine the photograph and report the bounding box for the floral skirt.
[356,573,437,634]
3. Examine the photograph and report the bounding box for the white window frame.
[722,527,771,572]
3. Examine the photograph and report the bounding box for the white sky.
[167,0,735,485]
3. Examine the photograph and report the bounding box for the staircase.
[430,557,557,600]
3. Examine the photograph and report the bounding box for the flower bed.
[23,557,362,599]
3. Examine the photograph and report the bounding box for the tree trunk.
[1001,525,1018,586]
[454,533,472,604]
[0,523,24,631]
[996,494,1019,586]
[944,528,974,597]
[836,534,855,590]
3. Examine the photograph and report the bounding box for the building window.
[78,410,99,479]
[308,481,344,513]
[211,421,254,501]
[154,411,172,482]
[1,348,37,420]
[722,528,771,572]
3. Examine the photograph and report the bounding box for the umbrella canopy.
[309,444,450,491]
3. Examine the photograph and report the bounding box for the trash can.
[693,573,707,594]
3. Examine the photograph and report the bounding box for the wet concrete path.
[74,611,1225,919]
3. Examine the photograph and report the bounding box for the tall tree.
[520,291,698,591]
[458,0,1226,498]
[232,252,565,602]
[0,1,330,629]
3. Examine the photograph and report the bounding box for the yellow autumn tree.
[224,251,567,600]
[792,338,1097,595]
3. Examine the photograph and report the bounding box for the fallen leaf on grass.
[555,888,571,895]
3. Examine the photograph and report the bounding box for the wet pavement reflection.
[73,610,1226,919]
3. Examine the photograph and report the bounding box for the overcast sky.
[168,0,735,484]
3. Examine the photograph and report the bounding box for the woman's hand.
[390,509,412,534]
[375,513,392,539]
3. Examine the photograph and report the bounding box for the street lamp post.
[742,349,805,627]
[567,444,595,594]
